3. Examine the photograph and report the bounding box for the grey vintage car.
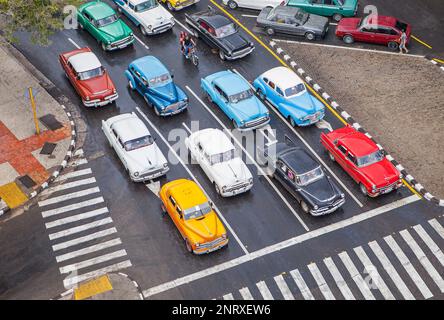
[257,6,329,40]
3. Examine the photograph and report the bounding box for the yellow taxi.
[159,179,228,254]
[160,0,200,11]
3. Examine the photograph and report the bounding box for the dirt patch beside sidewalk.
[276,41,444,199]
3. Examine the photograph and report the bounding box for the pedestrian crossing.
[38,149,131,289]
[218,217,444,300]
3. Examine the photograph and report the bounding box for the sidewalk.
[0,42,75,215]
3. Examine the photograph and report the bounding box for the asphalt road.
[0,0,443,300]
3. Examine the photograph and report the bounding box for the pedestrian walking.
[399,30,409,54]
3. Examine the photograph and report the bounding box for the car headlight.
[399,174,403,180]
[313,205,319,210]
[133,171,140,177]
[147,25,152,30]
[249,178,253,184]
[250,42,254,47]
[113,89,117,94]
[221,234,227,240]
[195,242,200,248]
[240,120,245,124]
[222,186,227,192]
[85,96,90,101]
[372,184,377,192]
[163,163,168,168]
[341,193,345,198]
[170,17,175,24]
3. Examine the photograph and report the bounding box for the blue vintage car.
[253,67,325,127]
[201,70,270,130]
[125,56,188,116]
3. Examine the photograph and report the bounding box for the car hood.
[286,91,322,113]
[99,20,130,40]
[79,74,113,96]
[135,5,172,26]
[212,158,252,186]
[359,159,400,188]
[184,212,219,241]
[230,97,268,122]
[126,143,167,172]
[147,82,179,104]
[221,33,250,52]
[304,14,329,31]
[300,175,341,204]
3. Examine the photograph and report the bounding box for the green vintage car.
[286,0,359,22]
[77,1,134,51]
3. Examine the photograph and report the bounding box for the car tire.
[215,183,221,195]
[185,239,193,253]
[227,0,238,9]
[167,2,175,11]
[266,27,275,36]
[360,183,369,196]
[300,200,310,214]
[101,42,107,51]
[161,204,167,214]
[219,50,227,61]
[140,25,148,36]
[154,106,161,116]
[207,93,213,103]
[117,6,122,13]
[332,13,343,22]
[305,32,315,41]
[233,119,239,129]
[78,23,84,30]
[388,41,399,51]
[289,117,296,127]
[328,152,335,162]
[343,35,354,44]
[128,80,135,90]
[257,88,266,101]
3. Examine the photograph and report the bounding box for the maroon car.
[335,15,411,50]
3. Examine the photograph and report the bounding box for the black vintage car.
[259,142,345,216]
[185,7,255,61]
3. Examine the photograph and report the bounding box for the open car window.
[229,89,253,104]
[95,14,118,28]
[124,135,154,151]
[78,66,104,80]
[357,150,385,167]
[183,202,212,220]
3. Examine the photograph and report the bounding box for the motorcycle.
[181,45,199,67]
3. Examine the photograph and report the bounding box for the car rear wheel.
[185,239,193,253]
[332,13,343,22]
[227,0,238,9]
[343,35,354,44]
[328,152,335,162]
[219,50,227,61]
[360,183,369,196]
[388,41,399,50]
[266,27,275,36]
[300,200,310,214]
[305,32,315,41]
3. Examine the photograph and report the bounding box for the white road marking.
[290,268,314,300]
[186,86,310,231]
[413,224,444,266]
[329,22,338,26]
[45,207,109,229]
[223,293,234,300]
[338,251,375,300]
[57,168,92,181]
[134,34,149,50]
[136,107,249,255]
[141,195,419,298]
[49,217,113,240]
[42,197,105,218]
[239,287,254,300]
[67,38,81,49]
[74,149,84,157]
[42,177,96,195]
[353,246,395,300]
[242,14,258,18]
[56,238,122,263]
[68,158,88,167]
[59,249,127,274]
[231,68,363,208]
[323,257,355,300]
[368,240,414,300]
[52,228,117,251]
[384,235,433,299]
[256,281,274,300]
[145,180,161,197]
[308,263,335,300]
[274,275,294,300]
[315,119,333,132]
[63,260,132,289]
[399,230,444,293]
[38,187,100,207]
[174,18,194,35]
[429,219,444,240]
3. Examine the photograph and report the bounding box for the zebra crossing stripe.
[384,235,433,299]
[399,230,444,293]
[38,187,101,207]
[239,287,254,300]
[42,197,105,218]
[273,275,294,300]
[52,228,117,251]
[413,224,444,267]
[353,246,395,300]
[323,257,355,300]
[429,219,444,239]
[338,251,375,300]
[55,238,122,263]
[256,281,274,300]
[223,293,234,300]
[49,217,113,240]
[45,207,109,229]
[368,241,414,300]
[43,177,96,194]
[307,263,335,300]
[59,249,127,274]
[57,168,92,181]
[290,269,314,300]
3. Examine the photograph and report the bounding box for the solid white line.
[49,217,113,240]
[273,275,294,300]
[59,249,127,274]
[239,287,254,300]
[134,34,149,50]
[308,263,335,300]
[384,235,433,299]
[136,107,249,255]
[186,86,310,231]
[141,195,419,298]
[290,269,314,300]
[256,281,274,300]
[223,293,234,300]
[323,257,355,300]
[43,177,96,195]
[338,251,375,300]
[174,18,194,35]
[368,241,414,300]
[56,238,122,263]
[399,230,444,293]
[45,207,109,229]
[42,197,105,218]
[57,168,92,181]
[63,260,132,289]
[67,38,81,49]
[413,224,444,267]
[353,246,395,300]
[68,158,88,167]
[231,68,363,208]
[242,14,258,18]
[52,227,117,251]
[429,219,444,240]
[38,187,100,207]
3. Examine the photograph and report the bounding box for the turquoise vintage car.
[286,0,359,22]
[77,1,134,51]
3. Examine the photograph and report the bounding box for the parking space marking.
[67,38,81,49]
[174,18,194,35]
[135,107,249,255]
[411,35,433,49]
[133,35,149,50]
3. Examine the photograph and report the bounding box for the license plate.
[381,186,393,194]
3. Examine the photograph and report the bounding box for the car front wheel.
[266,27,275,36]
[305,32,315,41]
[140,25,148,36]
[101,42,108,51]
[332,13,343,22]
[227,0,238,9]
[300,201,310,214]
[290,117,296,127]
[185,239,193,253]
[360,183,369,196]
[219,50,227,61]
[343,35,354,44]
[215,183,221,195]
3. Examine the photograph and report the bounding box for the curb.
[425,55,444,72]
[269,40,443,207]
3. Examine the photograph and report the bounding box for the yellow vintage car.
[160,0,200,11]
[160,179,228,254]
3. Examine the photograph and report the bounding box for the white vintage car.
[102,113,169,182]
[185,128,253,197]
[113,0,175,36]
[222,0,285,10]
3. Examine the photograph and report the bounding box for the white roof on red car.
[68,52,102,73]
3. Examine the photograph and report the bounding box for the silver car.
[257,6,329,40]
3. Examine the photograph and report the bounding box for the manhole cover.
[40,142,57,155]
[18,175,36,188]
[39,114,63,130]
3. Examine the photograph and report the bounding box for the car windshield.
[210,149,235,165]
[295,11,309,24]
[148,73,171,87]
[183,202,212,220]
[135,0,157,12]
[296,166,324,186]
[96,14,118,28]
[78,67,104,80]
[215,23,237,38]
[357,150,385,167]
[285,83,306,97]
[124,135,154,151]
[229,89,253,104]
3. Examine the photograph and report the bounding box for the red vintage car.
[59,47,118,107]
[335,15,411,50]
[321,126,403,197]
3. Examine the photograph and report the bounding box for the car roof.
[169,180,208,210]
[68,52,102,73]
[129,0,152,5]
[201,15,231,28]
[279,147,320,175]
[130,56,169,79]
[366,15,397,27]
[336,127,379,157]
[261,67,304,90]
[271,6,302,16]
[195,129,234,156]
[213,72,250,96]
[83,1,115,20]
[111,115,150,143]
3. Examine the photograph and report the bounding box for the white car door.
[113,131,128,170]
[196,142,216,183]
